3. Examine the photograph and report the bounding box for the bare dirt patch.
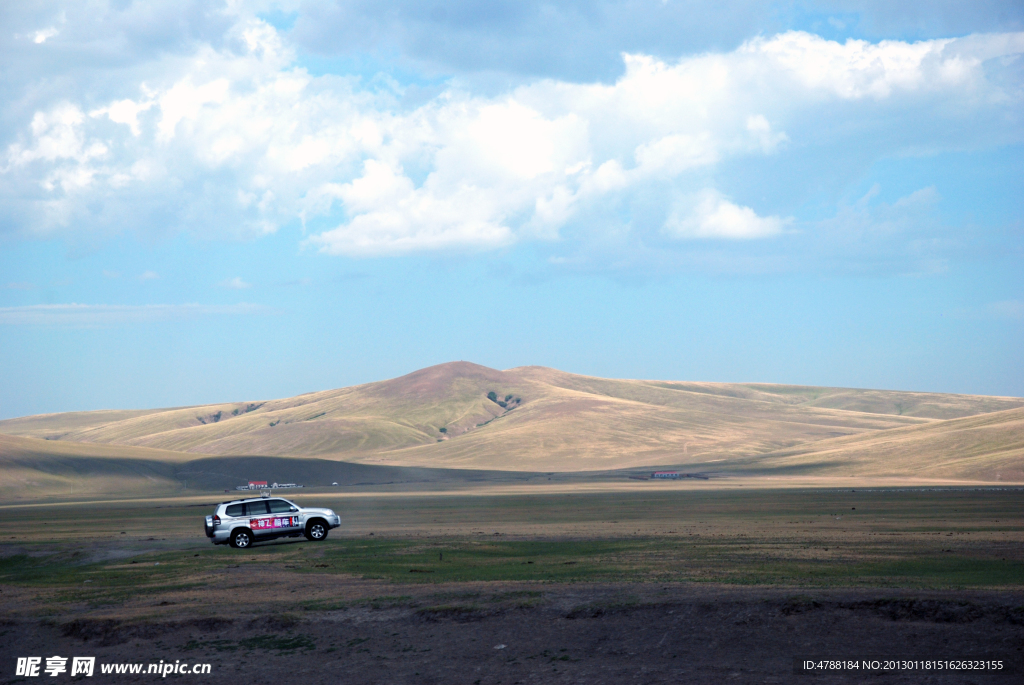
[2,584,1021,684]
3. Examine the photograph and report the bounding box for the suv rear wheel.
[305,519,328,541]
[230,529,253,548]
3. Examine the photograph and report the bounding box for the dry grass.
[1,363,1022,497]
[0,434,196,502]
[749,407,1024,482]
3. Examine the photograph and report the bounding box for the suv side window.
[245,501,269,516]
[267,499,293,514]
[225,503,244,517]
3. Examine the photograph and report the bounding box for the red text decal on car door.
[250,516,297,530]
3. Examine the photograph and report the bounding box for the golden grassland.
[0,433,195,503]
[1,362,1022,502]
[749,407,1024,482]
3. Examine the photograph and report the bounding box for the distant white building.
[237,480,302,490]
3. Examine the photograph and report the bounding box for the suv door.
[244,500,273,537]
[267,499,302,535]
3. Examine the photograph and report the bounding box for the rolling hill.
[745,406,1024,482]
[1,362,1022,499]
[0,432,548,503]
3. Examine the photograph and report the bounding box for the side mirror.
[289,507,298,512]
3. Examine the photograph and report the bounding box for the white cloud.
[0,303,267,325]
[219,276,251,289]
[6,104,106,167]
[138,270,159,281]
[746,31,1024,100]
[816,185,941,241]
[92,99,154,137]
[633,133,720,176]
[24,10,65,45]
[156,77,232,143]
[32,27,60,44]
[749,32,948,99]
[665,189,788,240]
[1,20,1022,255]
[745,115,788,153]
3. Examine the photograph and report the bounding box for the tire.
[230,528,253,548]
[305,519,328,541]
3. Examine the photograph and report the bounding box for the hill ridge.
[1,362,1022,476]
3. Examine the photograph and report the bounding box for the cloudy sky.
[1,0,1022,417]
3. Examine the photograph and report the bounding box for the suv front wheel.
[230,529,253,548]
[305,520,328,541]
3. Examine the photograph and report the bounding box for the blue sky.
[1,1,1022,418]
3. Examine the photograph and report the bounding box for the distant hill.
[744,406,1024,482]
[0,432,546,503]
[0,432,189,502]
[1,362,1022,497]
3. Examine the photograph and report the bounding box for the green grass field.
[1,487,1021,622]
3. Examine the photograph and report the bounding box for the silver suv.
[203,495,341,548]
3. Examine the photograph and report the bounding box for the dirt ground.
[3,581,1022,685]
